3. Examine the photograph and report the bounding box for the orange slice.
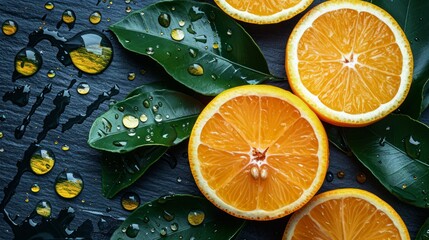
[214,0,314,24]
[283,188,410,240]
[188,85,329,220]
[286,0,413,126]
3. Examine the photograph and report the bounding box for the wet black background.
[0,0,428,239]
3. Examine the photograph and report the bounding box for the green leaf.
[88,89,203,153]
[110,194,246,240]
[343,114,429,208]
[109,0,278,96]
[368,0,429,118]
[324,123,351,155]
[416,217,429,240]
[101,146,168,198]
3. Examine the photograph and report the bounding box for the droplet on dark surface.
[121,192,140,211]
[336,170,345,179]
[3,84,31,107]
[54,171,84,199]
[57,9,76,30]
[89,11,102,25]
[356,172,367,184]
[35,200,52,217]
[67,30,113,74]
[30,147,55,175]
[2,19,18,36]
[13,47,42,80]
[325,171,334,182]
[44,1,55,10]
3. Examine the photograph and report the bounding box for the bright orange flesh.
[283,189,410,240]
[214,0,313,24]
[286,0,413,126]
[189,85,329,220]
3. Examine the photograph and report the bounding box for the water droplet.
[378,137,386,146]
[44,1,55,10]
[356,172,367,184]
[126,223,140,238]
[121,192,140,211]
[189,6,204,21]
[170,222,178,231]
[415,37,420,42]
[143,99,150,108]
[139,114,148,123]
[98,218,108,230]
[226,29,232,36]
[113,140,127,147]
[123,115,139,129]
[176,177,182,183]
[194,35,207,43]
[77,82,90,95]
[89,11,102,25]
[163,210,175,221]
[55,171,84,199]
[402,183,407,189]
[226,44,233,52]
[158,13,171,28]
[61,144,70,151]
[62,9,76,24]
[128,72,136,81]
[2,20,18,36]
[152,105,159,113]
[0,132,4,139]
[404,135,421,159]
[188,63,204,76]
[145,135,151,142]
[14,47,42,79]
[212,42,219,49]
[188,210,205,226]
[35,200,52,217]
[211,74,218,80]
[171,28,185,41]
[125,6,132,13]
[68,31,113,74]
[160,227,168,236]
[154,114,163,123]
[336,170,345,179]
[30,147,55,175]
[125,0,131,3]
[178,20,185,27]
[146,47,154,55]
[186,24,196,34]
[188,48,197,58]
[413,175,418,180]
[326,171,334,182]
[31,183,40,193]
[25,193,30,203]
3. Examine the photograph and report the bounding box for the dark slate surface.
[0,0,428,239]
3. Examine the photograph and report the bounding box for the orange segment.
[283,188,410,240]
[188,85,329,220]
[214,0,313,24]
[286,0,413,126]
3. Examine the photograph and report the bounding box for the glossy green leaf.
[416,217,429,240]
[101,146,168,198]
[368,0,429,118]
[343,114,429,208]
[109,0,278,96]
[88,89,203,153]
[111,194,245,240]
[324,123,351,155]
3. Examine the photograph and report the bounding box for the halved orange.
[188,85,329,220]
[214,0,314,24]
[283,188,410,239]
[286,0,413,127]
